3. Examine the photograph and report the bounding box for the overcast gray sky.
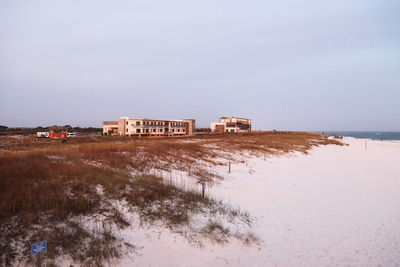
[0,0,399,130]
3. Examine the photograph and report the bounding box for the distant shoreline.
[317,131,400,141]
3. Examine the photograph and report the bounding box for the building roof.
[119,117,190,122]
[103,121,118,125]
[220,116,251,121]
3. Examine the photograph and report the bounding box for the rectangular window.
[136,121,140,126]
[126,121,128,125]
[183,129,185,132]
[172,129,175,132]
[136,129,141,133]
[159,129,163,132]
[152,128,156,132]
[146,129,149,133]
[126,129,128,132]
[178,129,180,132]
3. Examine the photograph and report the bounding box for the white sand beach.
[119,137,400,266]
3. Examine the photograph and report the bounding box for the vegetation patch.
[0,132,342,266]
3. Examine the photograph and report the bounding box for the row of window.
[126,121,186,127]
[125,128,186,134]
[170,122,185,127]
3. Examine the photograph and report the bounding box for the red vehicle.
[49,131,67,139]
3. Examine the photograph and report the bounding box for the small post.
[201,182,206,198]
[36,254,42,267]
[228,162,231,173]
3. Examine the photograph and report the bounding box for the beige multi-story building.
[211,116,252,133]
[103,117,195,137]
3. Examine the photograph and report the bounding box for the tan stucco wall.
[106,117,195,136]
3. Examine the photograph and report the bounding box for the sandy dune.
[120,138,400,266]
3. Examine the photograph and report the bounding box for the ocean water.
[321,131,400,141]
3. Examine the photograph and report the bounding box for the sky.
[0,0,399,130]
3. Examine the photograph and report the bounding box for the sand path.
[121,138,400,266]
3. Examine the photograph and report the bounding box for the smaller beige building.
[103,121,119,135]
[210,117,252,133]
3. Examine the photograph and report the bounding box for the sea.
[319,131,400,141]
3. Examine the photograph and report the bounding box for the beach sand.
[119,137,400,266]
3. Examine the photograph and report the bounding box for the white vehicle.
[67,132,77,137]
[37,132,49,138]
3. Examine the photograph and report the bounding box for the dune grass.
[0,132,342,266]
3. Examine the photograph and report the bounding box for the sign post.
[201,183,206,198]
[32,240,47,267]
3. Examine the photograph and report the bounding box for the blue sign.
[32,240,47,255]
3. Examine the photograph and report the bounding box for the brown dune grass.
[0,132,342,265]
